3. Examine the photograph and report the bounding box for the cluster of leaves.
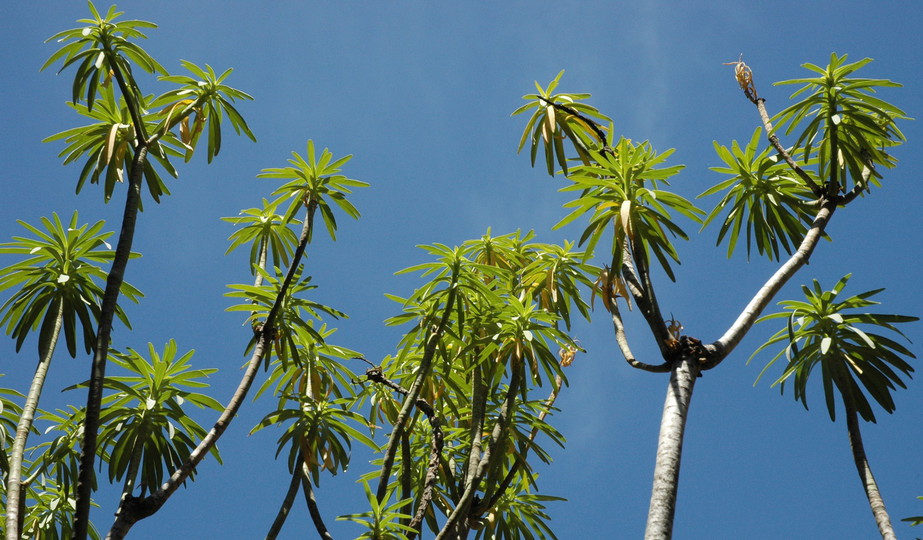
[348,230,595,537]
[0,212,140,358]
[752,275,917,422]
[512,70,611,176]
[92,341,224,496]
[772,53,907,193]
[41,2,254,204]
[700,128,816,261]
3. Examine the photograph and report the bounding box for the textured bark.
[845,398,896,539]
[406,400,443,540]
[4,300,64,540]
[645,357,699,540]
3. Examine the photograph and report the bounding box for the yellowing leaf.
[620,200,633,239]
[105,123,120,162]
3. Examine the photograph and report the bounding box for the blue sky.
[2,1,922,538]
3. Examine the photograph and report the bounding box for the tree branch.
[608,293,670,373]
[264,451,304,540]
[620,244,672,360]
[4,300,64,540]
[755,98,823,197]
[361,367,444,540]
[300,457,334,540]
[703,198,837,370]
[375,278,458,503]
[845,384,896,540]
[74,144,147,540]
[436,361,523,540]
[835,165,874,206]
[480,370,565,514]
[106,202,318,539]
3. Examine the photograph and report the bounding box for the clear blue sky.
[2,1,922,538]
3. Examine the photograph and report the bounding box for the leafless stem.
[609,295,670,373]
[756,98,823,196]
[704,199,837,369]
[265,451,306,540]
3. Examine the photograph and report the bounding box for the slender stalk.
[608,293,669,373]
[483,371,564,512]
[74,144,147,540]
[406,399,443,540]
[400,431,412,528]
[4,300,64,540]
[265,452,303,540]
[106,203,317,539]
[845,388,896,539]
[375,278,458,503]
[255,238,268,288]
[755,99,822,196]
[704,199,836,369]
[620,245,672,360]
[644,356,699,540]
[361,365,444,539]
[436,362,523,540]
[300,456,334,540]
[462,363,486,495]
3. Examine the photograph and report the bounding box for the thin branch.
[4,301,64,540]
[265,451,304,540]
[835,165,874,206]
[703,198,837,369]
[620,245,672,360]
[74,144,148,540]
[361,367,444,540]
[301,458,334,540]
[436,362,523,540]
[107,52,150,146]
[480,370,565,513]
[845,385,896,539]
[462,362,487,498]
[400,432,413,529]
[608,294,670,373]
[375,278,458,503]
[406,401,443,540]
[755,98,823,197]
[106,203,318,539]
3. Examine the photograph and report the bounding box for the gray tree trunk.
[645,356,700,540]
